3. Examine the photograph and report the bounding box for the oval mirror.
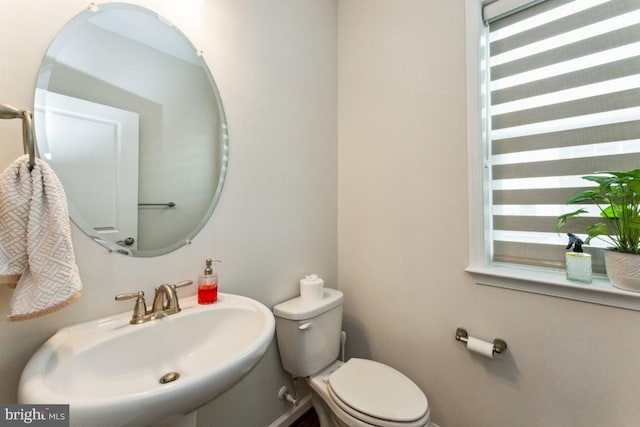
[34,3,228,257]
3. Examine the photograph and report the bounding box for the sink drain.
[159,372,180,384]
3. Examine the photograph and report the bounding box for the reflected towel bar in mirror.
[138,202,176,208]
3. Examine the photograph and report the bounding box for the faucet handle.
[115,290,145,301]
[115,291,148,324]
[171,280,193,290]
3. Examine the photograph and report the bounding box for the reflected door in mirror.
[35,90,140,249]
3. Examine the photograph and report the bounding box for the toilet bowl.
[273,289,431,427]
[309,359,430,427]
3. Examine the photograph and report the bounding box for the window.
[466,0,640,310]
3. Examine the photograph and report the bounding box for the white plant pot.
[603,249,640,292]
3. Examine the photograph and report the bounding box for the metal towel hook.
[0,103,38,170]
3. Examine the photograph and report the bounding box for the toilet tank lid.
[273,288,343,320]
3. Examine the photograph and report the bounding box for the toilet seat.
[327,358,429,427]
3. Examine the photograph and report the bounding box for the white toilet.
[273,288,431,427]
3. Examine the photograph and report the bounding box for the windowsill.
[466,263,640,311]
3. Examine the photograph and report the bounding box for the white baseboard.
[268,394,313,427]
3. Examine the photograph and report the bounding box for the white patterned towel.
[0,155,82,321]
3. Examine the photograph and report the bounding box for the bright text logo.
[0,405,69,426]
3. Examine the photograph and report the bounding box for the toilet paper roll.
[300,274,324,302]
[466,337,494,359]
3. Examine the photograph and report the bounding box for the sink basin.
[18,293,275,427]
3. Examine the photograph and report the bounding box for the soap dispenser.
[198,258,220,304]
[565,233,592,284]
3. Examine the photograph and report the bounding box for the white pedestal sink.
[18,293,275,427]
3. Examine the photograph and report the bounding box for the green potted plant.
[556,169,640,292]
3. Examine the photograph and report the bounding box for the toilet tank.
[273,288,343,377]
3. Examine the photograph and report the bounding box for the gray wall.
[338,1,640,426]
[4,1,640,427]
[0,1,337,425]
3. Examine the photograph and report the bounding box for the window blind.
[487,0,640,272]
[483,0,547,23]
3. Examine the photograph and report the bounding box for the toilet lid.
[328,358,428,423]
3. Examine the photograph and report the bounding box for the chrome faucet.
[116,280,193,324]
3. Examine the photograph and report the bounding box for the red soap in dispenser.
[198,258,220,304]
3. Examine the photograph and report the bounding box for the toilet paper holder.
[455,328,507,354]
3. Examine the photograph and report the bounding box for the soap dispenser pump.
[565,233,592,284]
[198,258,220,304]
